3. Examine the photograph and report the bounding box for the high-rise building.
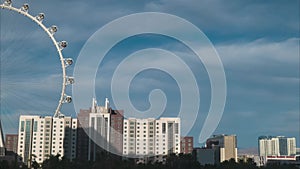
[51,116,77,160]
[279,137,296,156]
[88,98,124,160]
[206,134,237,163]
[0,119,5,156]
[17,115,77,165]
[5,134,18,154]
[88,98,110,161]
[258,136,296,156]
[180,136,193,154]
[110,109,124,155]
[76,109,90,160]
[123,117,180,157]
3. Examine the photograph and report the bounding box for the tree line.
[0,153,298,169]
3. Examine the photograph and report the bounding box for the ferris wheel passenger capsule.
[64,58,73,66]
[48,25,57,35]
[36,13,45,22]
[58,41,67,50]
[64,95,72,103]
[20,3,29,12]
[4,0,12,6]
[66,77,75,85]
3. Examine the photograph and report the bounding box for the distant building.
[123,117,180,157]
[296,148,300,155]
[193,148,216,165]
[194,134,237,165]
[258,136,296,157]
[266,155,300,166]
[17,115,77,165]
[206,134,238,162]
[180,136,193,154]
[5,134,18,154]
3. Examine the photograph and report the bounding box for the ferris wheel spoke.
[0,1,74,117]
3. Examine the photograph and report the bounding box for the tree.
[42,154,61,169]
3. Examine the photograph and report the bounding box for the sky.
[0,0,299,150]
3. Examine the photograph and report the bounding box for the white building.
[123,117,180,157]
[259,136,296,157]
[17,115,77,165]
[259,136,280,157]
[51,116,77,160]
[88,98,111,161]
[279,137,296,156]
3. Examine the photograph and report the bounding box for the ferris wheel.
[0,0,74,117]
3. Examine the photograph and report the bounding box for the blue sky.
[0,0,299,149]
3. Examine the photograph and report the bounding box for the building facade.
[123,117,180,157]
[258,136,296,157]
[51,116,77,160]
[206,134,238,163]
[17,115,77,165]
[181,136,193,154]
[193,148,216,165]
[194,134,237,165]
[76,109,90,160]
[109,109,124,155]
[5,134,18,154]
[88,98,124,160]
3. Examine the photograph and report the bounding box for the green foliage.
[0,154,299,169]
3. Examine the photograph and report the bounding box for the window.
[20,121,25,132]
[175,123,179,134]
[162,123,166,134]
[33,121,38,132]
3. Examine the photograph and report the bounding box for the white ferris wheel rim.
[0,1,73,117]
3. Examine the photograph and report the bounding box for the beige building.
[206,134,238,163]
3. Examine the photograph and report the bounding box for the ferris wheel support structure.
[0,0,74,117]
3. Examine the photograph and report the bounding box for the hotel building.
[17,115,77,164]
[123,117,180,157]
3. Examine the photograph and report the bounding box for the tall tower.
[0,118,5,156]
